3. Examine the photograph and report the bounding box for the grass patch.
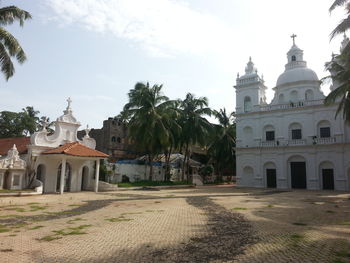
[11,223,27,229]
[0,214,23,219]
[117,180,191,188]
[39,235,62,242]
[8,234,17,237]
[326,210,336,213]
[340,221,350,226]
[66,218,84,224]
[292,222,308,226]
[164,195,175,198]
[28,225,44,230]
[0,189,33,193]
[68,204,81,207]
[30,205,48,212]
[232,207,247,211]
[154,201,161,203]
[145,210,155,212]
[0,225,10,233]
[27,202,40,205]
[267,204,274,208]
[105,217,133,222]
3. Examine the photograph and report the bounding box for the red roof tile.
[0,137,30,156]
[42,142,108,158]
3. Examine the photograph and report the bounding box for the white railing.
[260,141,278,147]
[314,137,336,144]
[260,99,324,112]
[287,139,307,146]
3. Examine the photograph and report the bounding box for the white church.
[235,36,350,191]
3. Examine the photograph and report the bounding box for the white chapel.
[235,36,350,190]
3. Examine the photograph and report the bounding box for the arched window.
[289,123,302,140]
[263,125,275,141]
[111,136,116,142]
[278,93,285,104]
[36,164,45,184]
[291,55,296,62]
[117,137,121,143]
[290,90,298,103]
[244,96,252,113]
[305,90,314,101]
[243,126,253,147]
[317,120,331,138]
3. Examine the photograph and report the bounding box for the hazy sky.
[0,0,346,128]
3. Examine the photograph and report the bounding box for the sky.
[0,0,346,128]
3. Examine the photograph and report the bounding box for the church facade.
[235,37,350,191]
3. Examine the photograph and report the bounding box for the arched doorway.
[288,156,306,189]
[319,161,334,190]
[243,166,254,186]
[56,163,72,192]
[81,166,89,191]
[264,162,276,188]
[36,164,46,192]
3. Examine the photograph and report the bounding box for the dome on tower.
[276,36,319,87]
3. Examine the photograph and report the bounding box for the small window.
[292,55,296,61]
[117,137,121,143]
[292,129,302,140]
[111,136,116,142]
[266,131,275,141]
[244,96,252,113]
[320,127,331,138]
[13,175,20,186]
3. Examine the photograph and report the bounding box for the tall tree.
[123,82,178,180]
[21,106,40,136]
[0,5,31,80]
[324,0,350,122]
[179,93,212,180]
[208,108,236,180]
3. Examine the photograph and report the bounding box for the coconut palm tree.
[179,93,212,180]
[0,5,31,80]
[208,108,236,180]
[330,0,350,39]
[123,82,179,180]
[324,0,350,122]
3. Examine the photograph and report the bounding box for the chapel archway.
[81,166,89,191]
[36,164,46,192]
[56,162,72,192]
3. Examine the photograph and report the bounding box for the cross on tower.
[291,34,297,45]
[67,97,72,109]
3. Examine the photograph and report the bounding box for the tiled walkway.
[0,187,349,262]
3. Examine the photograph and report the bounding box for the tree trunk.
[181,143,189,181]
[148,154,153,181]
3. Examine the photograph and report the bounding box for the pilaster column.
[60,158,66,194]
[95,159,100,193]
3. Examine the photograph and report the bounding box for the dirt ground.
[0,186,350,263]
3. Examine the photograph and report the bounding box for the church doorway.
[266,169,277,188]
[322,169,334,190]
[56,163,72,192]
[36,164,46,192]
[291,162,306,189]
[81,166,89,191]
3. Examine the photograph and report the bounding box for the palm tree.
[123,82,178,180]
[0,5,31,80]
[324,0,350,122]
[329,0,350,39]
[208,108,236,181]
[179,93,212,180]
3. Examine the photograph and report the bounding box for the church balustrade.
[259,99,324,112]
[287,139,307,146]
[260,141,278,147]
[313,137,336,145]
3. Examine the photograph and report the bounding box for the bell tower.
[234,57,266,114]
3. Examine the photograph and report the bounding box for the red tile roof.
[42,142,108,158]
[0,137,30,156]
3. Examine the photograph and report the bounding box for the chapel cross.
[291,34,297,45]
[67,97,72,108]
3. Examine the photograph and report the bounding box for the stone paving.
[0,186,350,262]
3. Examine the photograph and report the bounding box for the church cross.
[291,34,297,45]
[67,97,72,109]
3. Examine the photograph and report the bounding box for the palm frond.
[0,6,32,26]
[0,42,14,80]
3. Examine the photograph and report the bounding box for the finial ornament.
[67,97,72,110]
[291,34,297,45]
[84,124,91,138]
[41,117,49,131]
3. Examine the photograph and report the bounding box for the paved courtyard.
[0,186,350,263]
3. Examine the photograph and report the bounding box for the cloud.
[47,0,235,58]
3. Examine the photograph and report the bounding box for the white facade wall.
[235,41,350,191]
